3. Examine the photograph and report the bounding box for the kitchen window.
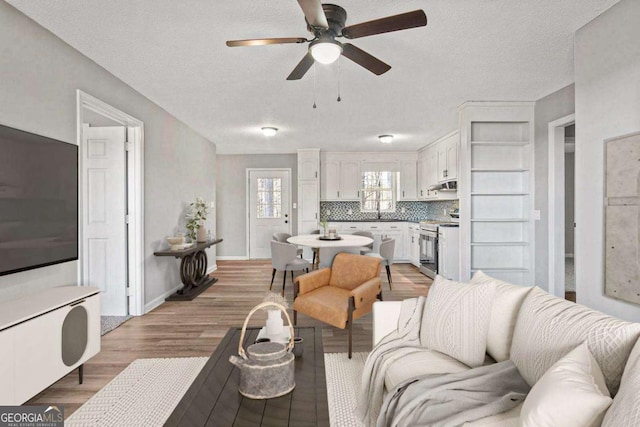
[361,171,396,212]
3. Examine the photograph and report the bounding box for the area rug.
[325,352,367,427]
[101,315,132,336]
[66,353,366,426]
[65,357,207,426]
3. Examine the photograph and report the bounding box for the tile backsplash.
[320,200,458,222]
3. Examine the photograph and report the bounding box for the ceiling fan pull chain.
[337,56,342,102]
[313,63,317,109]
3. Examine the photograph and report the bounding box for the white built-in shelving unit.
[459,102,535,285]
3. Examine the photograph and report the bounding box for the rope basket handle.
[238,301,295,359]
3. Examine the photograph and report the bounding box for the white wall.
[0,2,216,306]
[533,84,575,290]
[216,154,297,258]
[575,0,640,321]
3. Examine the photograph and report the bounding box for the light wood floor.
[27,260,431,417]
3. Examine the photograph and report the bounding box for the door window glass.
[256,178,282,218]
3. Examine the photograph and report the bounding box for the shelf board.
[470,192,529,196]
[471,168,530,173]
[471,242,529,246]
[471,218,530,222]
[471,141,529,146]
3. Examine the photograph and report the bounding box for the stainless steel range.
[419,221,459,278]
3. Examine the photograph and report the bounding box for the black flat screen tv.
[0,124,78,276]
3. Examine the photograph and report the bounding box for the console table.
[154,239,223,301]
[166,326,329,426]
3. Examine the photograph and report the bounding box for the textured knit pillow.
[510,287,640,395]
[521,343,612,427]
[471,271,532,362]
[420,275,495,367]
[602,338,640,426]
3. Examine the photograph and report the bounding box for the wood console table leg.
[78,364,83,384]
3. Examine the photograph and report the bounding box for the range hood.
[429,180,457,192]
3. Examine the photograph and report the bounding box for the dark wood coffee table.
[165,326,329,426]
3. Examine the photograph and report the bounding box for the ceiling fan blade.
[226,37,307,47]
[342,10,427,39]
[341,43,391,76]
[296,0,329,29]
[287,52,315,80]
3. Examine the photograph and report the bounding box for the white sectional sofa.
[372,273,640,426]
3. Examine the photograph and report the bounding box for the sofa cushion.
[602,338,640,426]
[384,348,470,391]
[471,271,532,362]
[328,253,380,291]
[510,287,640,395]
[420,276,496,367]
[463,404,522,427]
[520,343,612,427]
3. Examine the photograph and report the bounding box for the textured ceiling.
[8,0,618,154]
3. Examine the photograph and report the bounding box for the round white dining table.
[287,234,374,269]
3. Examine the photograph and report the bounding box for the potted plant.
[186,197,209,242]
[319,217,328,237]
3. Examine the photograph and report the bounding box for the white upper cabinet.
[426,145,439,198]
[417,149,429,199]
[298,149,320,181]
[437,133,459,182]
[340,160,361,199]
[399,159,417,200]
[320,153,360,200]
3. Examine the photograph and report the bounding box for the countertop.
[326,219,421,223]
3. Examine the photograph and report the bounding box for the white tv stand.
[0,286,100,405]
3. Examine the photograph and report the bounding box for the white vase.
[266,309,284,337]
[196,225,207,242]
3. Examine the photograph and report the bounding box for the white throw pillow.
[420,275,495,367]
[602,338,640,426]
[471,271,532,362]
[520,343,613,427]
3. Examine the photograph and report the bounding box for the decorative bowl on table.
[167,236,189,251]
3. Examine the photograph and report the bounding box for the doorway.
[548,114,575,300]
[77,91,144,316]
[247,169,292,259]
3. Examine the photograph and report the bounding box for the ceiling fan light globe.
[310,40,343,64]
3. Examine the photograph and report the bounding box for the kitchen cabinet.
[340,160,361,199]
[425,145,439,199]
[399,160,417,200]
[297,149,320,260]
[298,149,320,180]
[330,221,415,262]
[438,134,459,182]
[438,226,460,281]
[408,224,420,267]
[320,154,361,200]
[417,150,429,199]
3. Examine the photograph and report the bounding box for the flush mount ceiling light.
[261,127,278,137]
[309,38,343,65]
[378,134,394,144]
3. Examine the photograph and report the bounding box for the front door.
[81,125,128,316]
[248,169,291,259]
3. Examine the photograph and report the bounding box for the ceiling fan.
[226,0,427,80]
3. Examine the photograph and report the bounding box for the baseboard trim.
[206,264,217,274]
[217,256,249,261]
[145,284,182,314]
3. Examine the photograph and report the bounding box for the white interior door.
[82,125,127,315]
[248,169,291,259]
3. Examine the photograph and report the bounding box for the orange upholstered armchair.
[293,253,382,358]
